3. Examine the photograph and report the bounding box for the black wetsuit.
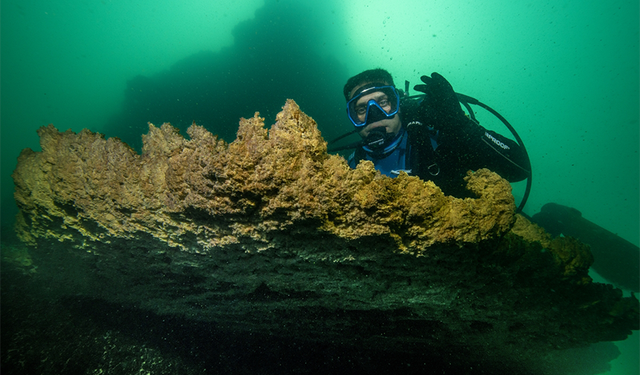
[348,99,530,198]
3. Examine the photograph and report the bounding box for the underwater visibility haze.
[1,0,638,374]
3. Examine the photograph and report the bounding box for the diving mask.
[346,84,400,127]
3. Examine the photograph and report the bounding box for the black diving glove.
[413,73,468,134]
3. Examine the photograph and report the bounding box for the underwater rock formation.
[11,100,638,371]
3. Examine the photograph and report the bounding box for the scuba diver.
[335,68,530,198]
[331,68,638,292]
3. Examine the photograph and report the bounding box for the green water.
[2,0,638,373]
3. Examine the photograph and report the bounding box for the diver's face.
[350,87,402,138]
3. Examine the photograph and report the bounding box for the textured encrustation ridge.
[13,100,515,254]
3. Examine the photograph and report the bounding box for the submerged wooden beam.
[10,100,638,371]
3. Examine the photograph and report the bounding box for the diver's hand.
[413,73,467,132]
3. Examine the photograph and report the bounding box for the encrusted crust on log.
[10,100,639,365]
[13,100,516,254]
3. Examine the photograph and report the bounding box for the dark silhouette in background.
[107,0,349,150]
[531,203,640,292]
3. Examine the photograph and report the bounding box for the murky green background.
[2,1,638,373]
